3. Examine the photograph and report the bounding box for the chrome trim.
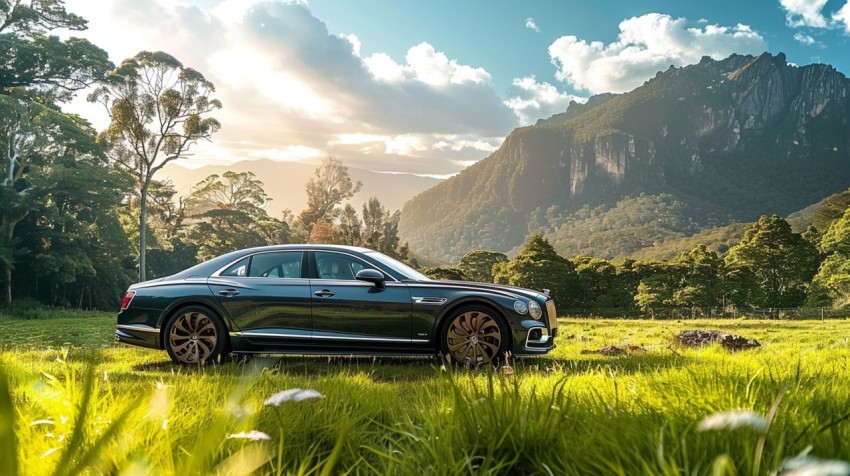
[411,339,430,343]
[239,330,415,343]
[546,300,558,330]
[525,327,551,348]
[116,324,159,333]
[211,249,401,283]
[238,331,310,339]
[313,334,411,343]
[412,296,447,305]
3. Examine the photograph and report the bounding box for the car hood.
[409,279,550,302]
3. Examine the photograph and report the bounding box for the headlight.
[513,300,528,314]
[528,300,542,319]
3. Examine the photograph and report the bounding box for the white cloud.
[404,43,491,86]
[548,13,767,94]
[525,17,541,33]
[62,0,517,177]
[835,1,850,33]
[793,31,825,47]
[794,32,816,44]
[363,43,491,87]
[504,76,578,125]
[780,0,829,28]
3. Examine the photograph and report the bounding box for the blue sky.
[64,0,850,177]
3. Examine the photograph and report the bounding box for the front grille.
[546,300,557,330]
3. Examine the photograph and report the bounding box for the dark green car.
[116,245,557,365]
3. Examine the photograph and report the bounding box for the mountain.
[161,159,440,216]
[400,52,850,261]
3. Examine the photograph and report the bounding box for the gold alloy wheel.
[168,311,218,364]
[445,310,503,365]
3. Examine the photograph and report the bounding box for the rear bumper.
[115,324,161,349]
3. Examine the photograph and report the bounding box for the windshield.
[365,251,431,281]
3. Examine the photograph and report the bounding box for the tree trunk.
[3,263,10,306]
[139,184,148,282]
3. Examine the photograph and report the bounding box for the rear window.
[249,252,303,278]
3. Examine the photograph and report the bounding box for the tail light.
[120,291,136,310]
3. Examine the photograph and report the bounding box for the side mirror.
[355,268,386,290]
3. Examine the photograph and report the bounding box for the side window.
[248,252,303,278]
[315,252,373,280]
[221,257,249,277]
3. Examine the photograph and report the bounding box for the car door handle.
[314,289,335,298]
[219,289,240,297]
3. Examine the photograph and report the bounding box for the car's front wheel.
[164,306,226,365]
[440,305,507,366]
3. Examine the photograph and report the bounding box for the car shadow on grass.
[516,352,692,376]
[131,354,449,381]
[132,351,692,380]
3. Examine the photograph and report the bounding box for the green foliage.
[184,171,291,261]
[401,54,850,263]
[572,256,637,308]
[493,234,579,306]
[0,1,110,100]
[725,216,820,307]
[89,50,221,281]
[457,250,507,283]
[421,266,468,281]
[296,157,362,235]
[0,91,133,308]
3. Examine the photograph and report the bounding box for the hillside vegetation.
[401,53,850,262]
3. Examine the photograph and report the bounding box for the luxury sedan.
[116,245,558,365]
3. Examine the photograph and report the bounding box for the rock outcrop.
[400,53,850,261]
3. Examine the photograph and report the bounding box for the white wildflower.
[264,388,323,406]
[227,430,272,441]
[778,455,850,476]
[698,409,767,432]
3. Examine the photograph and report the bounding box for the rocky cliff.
[399,53,850,261]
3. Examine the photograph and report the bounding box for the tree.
[633,262,677,315]
[0,1,112,100]
[89,51,221,281]
[1,92,93,303]
[337,203,362,246]
[458,250,507,283]
[297,157,361,234]
[422,266,468,281]
[805,208,850,308]
[669,245,726,309]
[361,197,407,259]
[806,254,850,308]
[184,171,288,261]
[572,256,635,308]
[309,219,337,244]
[492,234,579,306]
[725,215,819,307]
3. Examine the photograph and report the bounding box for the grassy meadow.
[1,314,850,475]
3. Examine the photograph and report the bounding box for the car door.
[309,251,412,350]
[208,251,312,346]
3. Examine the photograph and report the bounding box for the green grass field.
[1,314,850,475]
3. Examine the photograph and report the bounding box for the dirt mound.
[676,329,760,351]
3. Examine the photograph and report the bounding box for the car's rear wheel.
[440,305,507,366]
[164,306,226,365]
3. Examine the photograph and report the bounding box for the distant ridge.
[400,52,850,261]
[162,159,440,216]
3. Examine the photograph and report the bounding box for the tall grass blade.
[0,362,19,476]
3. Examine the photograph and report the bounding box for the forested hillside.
[400,53,850,261]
